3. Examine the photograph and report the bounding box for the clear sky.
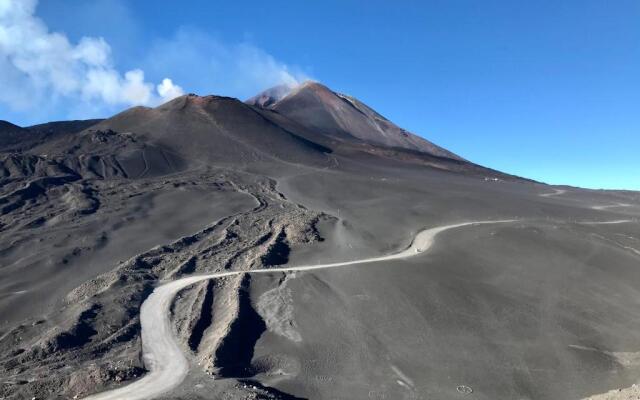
[1,0,638,190]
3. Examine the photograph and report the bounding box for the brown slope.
[16,94,333,180]
[251,81,463,161]
[92,94,332,169]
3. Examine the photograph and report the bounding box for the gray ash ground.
[1,83,640,399]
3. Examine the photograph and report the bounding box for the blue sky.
[1,0,638,190]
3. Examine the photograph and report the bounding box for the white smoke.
[143,28,310,101]
[0,0,183,111]
[233,42,306,90]
[156,78,183,101]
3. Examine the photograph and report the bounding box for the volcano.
[1,82,639,400]
[248,81,462,160]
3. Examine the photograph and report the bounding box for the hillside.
[0,83,639,400]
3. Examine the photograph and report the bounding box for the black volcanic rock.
[0,120,31,152]
[27,119,103,135]
[0,119,103,153]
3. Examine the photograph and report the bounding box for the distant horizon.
[1,0,638,191]
[2,81,635,192]
[4,80,639,192]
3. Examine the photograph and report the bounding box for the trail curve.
[540,188,567,197]
[84,220,515,400]
[592,203,633,211]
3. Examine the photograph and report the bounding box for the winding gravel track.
[84,220,516,400]
[540,188,567,197]
[592,203,633,211]
[578,219,635,225]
